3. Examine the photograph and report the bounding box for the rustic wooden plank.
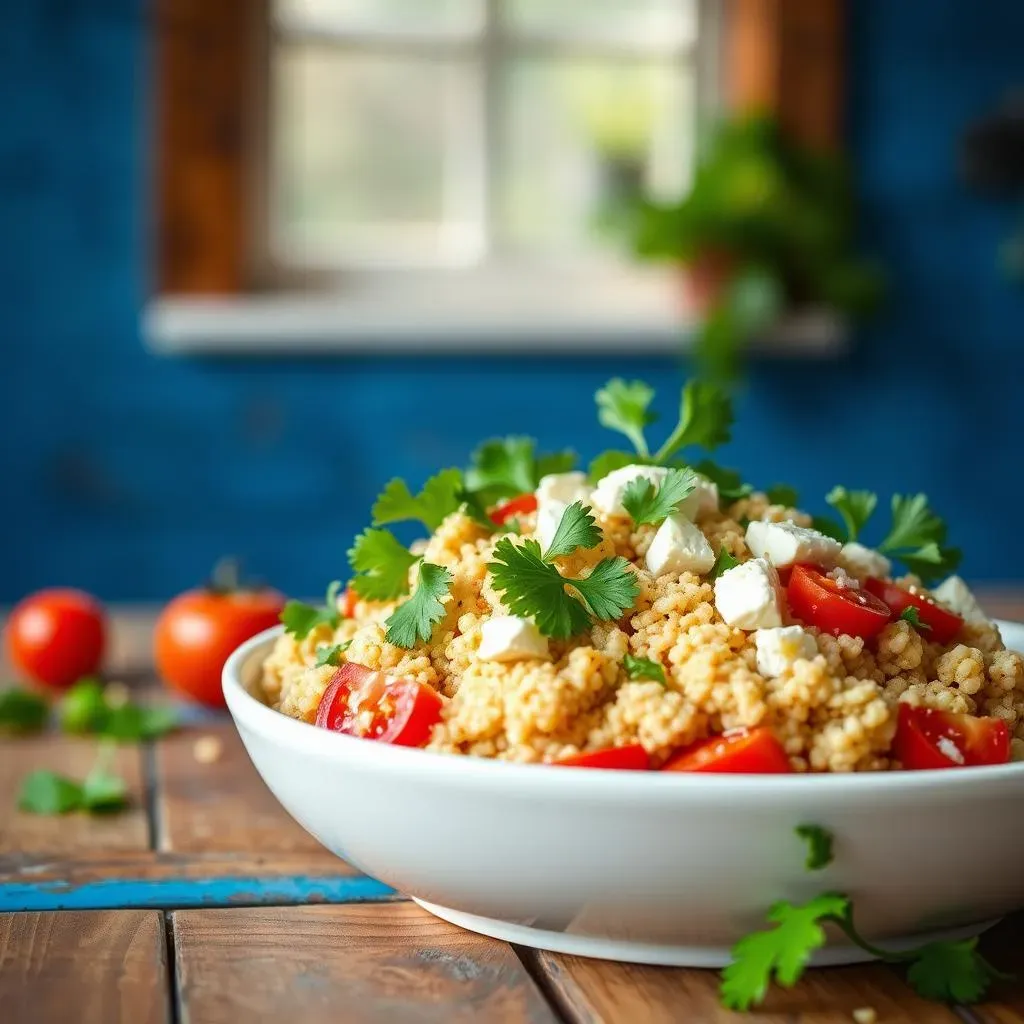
[0,736,149,855]
[173,903,559,1023]
[972,912,1024,1023]
[0,910,169,1024]
[155,722,334,855]
[530,950,961,1023]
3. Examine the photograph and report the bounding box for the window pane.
[499,59,693,254]
[272,49,483,265]
[506,0,696,47]
[275,0,481,33]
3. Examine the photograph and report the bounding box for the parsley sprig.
[466,437,575,505]
[384,562,453,648]
[899,607,931,632]
[825,486,877,542]
[372,468,465,533]
[280,581,344,638]
[542,501,602,560]
[621,468,697,527]
[18,745,128,816]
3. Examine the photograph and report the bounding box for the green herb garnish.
[58,678,177,741]
[542,501,602,560]
[766,484,800,508]
[825,486,877,542]
[0,687,49,734]
[466,437,575,505]
[899,607,932,632]
[372,468,465,533]
[349,530,419,601]
[18,746,128,816]
[694,460,753,503]
[621,468,697,528]
[280,580,343,638]
[384,562,453,648]
[795,824,834,870]
[622,654,666,685]
[315,642,352,667]
[707,546,741,581]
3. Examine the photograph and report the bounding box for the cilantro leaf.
[280,580,343,638]
[694,459,751,502]
[82,761,128,812]
[466,437,575,504]
[654,380,734,463]
[905,939,1008,1004]
[0,687,49,734]
[825,486,877,543]
[621,467,697,527]
[795,824,834,871]
[880,493,946,552]
[348,530,419,601]
[899,607,931,632]
[535,450,577,480]
[59,678,109,734]
[18,771,85,815]
[707,546,741,581]
[595,378,657,457]
[384,562,453,648]
[542,501,602,560]
[623,653,666,685]
[720,894,850,1011]
[900,542,962,584]
[569,558,640,622]
[372,468,464,533]
[588,449,645,484]
[766,484,800,508]
[101,703,178,742]
[315,642,351,667]
[811,515,845,542]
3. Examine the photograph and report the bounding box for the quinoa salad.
[262,378,1023,773]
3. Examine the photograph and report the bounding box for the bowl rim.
[223,622,1024,798]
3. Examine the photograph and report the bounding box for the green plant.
[620,114,885,381]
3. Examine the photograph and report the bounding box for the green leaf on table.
[384,562,453,649]
[0,687,49,734]
[905,939,1009,1004]
[101,703,179,742]
[82,753,128,813]
[58,678,109,734]
[18,771,85,815]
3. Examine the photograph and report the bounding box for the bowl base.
[413,898,1001,968]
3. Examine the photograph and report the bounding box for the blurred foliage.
[615,114,886,381]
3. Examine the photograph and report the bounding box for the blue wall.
[1,0,1023,601]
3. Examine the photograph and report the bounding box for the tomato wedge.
[894,704,1010,769]
[554,744,650,770]
[663,727,792,773]
[490,493,538,525]
[315,663,443,748]
[786,564,892,640]
[863,578,964,645]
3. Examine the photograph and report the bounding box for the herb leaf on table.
[0,687,49,734]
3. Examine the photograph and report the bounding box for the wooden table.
[3,601,1024,1023]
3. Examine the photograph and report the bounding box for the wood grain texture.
[531,950,961,1023]
[154,722,337,856]
[0,911,168,1024]
[173,903,559,1024]
[971,913,1024,1022]
[0,736,149,854]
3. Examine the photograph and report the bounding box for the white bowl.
[223,622,1024,967]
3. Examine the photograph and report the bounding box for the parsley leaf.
[765,484,800,507]
[571,558,641,621]
[825,486,877,542]
[348,530,419,601]
[906,939,1009,1003]
[899,607,931,632]
[81,752,129,813]
[59,678,109,734]
[0,687,49,734]
[372,468,465,533]
[58,679,178,742]
[384,562,453,648]
[315,642,351,667]
[694,460,751,502]
[19,771,86,815]
[543,502,602,560]
[595,378,657,456]
[900,542,962,583]
[878,494,960,584]
[811,515,845,542]
[623,653,666,685]
[720,893,850,1011]
[280,580,343,638]
[588,449,645,484]
[654,380,734,463]
[707,546,741,581]
[621,468,697,527]
[795,824,834,871]
[466,437,575,504]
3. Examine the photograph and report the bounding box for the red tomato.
[554,744,650,770]
[663,727,792,773]
[155,585,285,707]
[894,704,1010,770]
[315,662,443,748]
[490,494,538,525]
[863,578,964,645]
[4,588,106,689]
[786,564,892,639]
[342,586,359,619]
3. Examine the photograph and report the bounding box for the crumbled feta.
[936,735,965,765]
[676,473,720,520]
[745,520,842,570]
[535,501,568,554]
[591,464,672,517]
[477,616,550,662]
[754,626,818,677]
[838,542,892,580]
[535,471,591,508]
[645,514,716,577]
[714,558,784,630]
[931,575,989,624]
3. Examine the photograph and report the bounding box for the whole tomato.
[155,563,285,707]
[4,588,107,689]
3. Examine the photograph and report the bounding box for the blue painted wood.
[0,873,397,912]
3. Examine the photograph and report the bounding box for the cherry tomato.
[155,583,285,707]
[894,704,1010,770]
[554,744,650,770]
[863,578,964,645]
[4,588,106,689]
[490,494,538,525]
[342,586,359,619]
[315,662,443,747]
[786,564,892,639]
[663,727,792,773]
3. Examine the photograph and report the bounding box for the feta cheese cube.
[714,558,784,630]
[838,542,892,580]
[477,616,550,663]
[745,520,841,570]
[931,575,989,624]
[535,471,591,507]
[535,501,568,554]
[645,514,716,577]
[755,626,818,677]
[676,473,720,520]
[591,464,672,517]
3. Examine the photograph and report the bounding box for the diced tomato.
[894,704,1010,770]
[315,663,443,748]
[864,578,964,645]
[342,586,359,619]
[663,727,792,773]
[554,744,650,770]
[490,494,538,525]
[786,564,892,640]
